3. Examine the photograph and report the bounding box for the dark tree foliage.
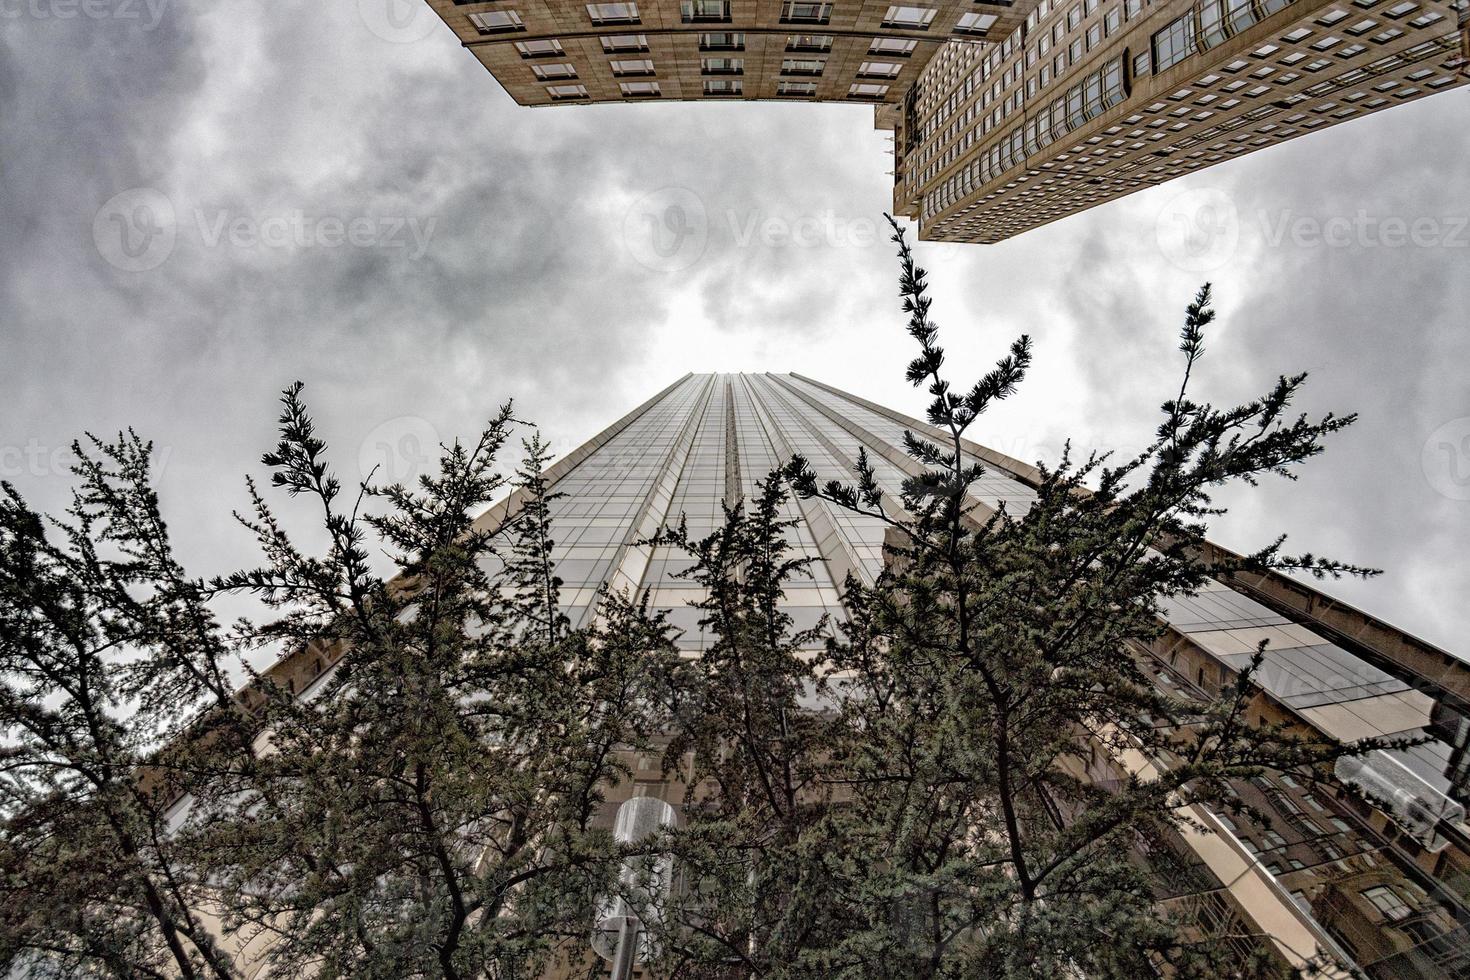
[634,220,1401,979]
[2,224,1405,980]
[0,433,246,979]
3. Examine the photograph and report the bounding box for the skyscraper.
[256,372,1469,976]
[426,0,1033,105]
[429,0,1469,240]
[892,0,1470,242]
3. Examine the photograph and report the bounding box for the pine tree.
[0,433,247,979]
[188,388,676,979]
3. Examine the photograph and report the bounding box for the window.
[1067,4,1081,28]
[882,4,936,28]
[610,58,656,75]
[869,37,917,55]
[781,57,826,74]
[956,11,998,34]
[858,60,903,77]
[1362,886,1412,922]
[532,63,577,79]
[586,2,639,23]
[780,0,832,22]
[848,82,890,98]
[546,83,588,99]
[787,33,834,50]
[700,31,745,49]
[681,0,730,21]
[1104,6,1119,33]
[601,33,649,51]
[777,80,818,95]
[702,57,744,73]
[703,79,742,95]
[515,39,564,57]
[469,10,523,33]
[1086,22,1101,48]
[619,80,661,96]
[1152,14,1196,72]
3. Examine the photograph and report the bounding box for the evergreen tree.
[0,433,246,979]
[189,388,676,979]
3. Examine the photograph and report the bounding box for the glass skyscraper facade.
[457,371,1470,977]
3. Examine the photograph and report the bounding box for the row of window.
[473,1,944,33]
[906,0,1149,190]
[531,56,905,81]
[543,80,888,99]
[516,33,919,57]
[921,56,1126,218]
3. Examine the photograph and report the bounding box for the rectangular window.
[781,57,825,74]
[869,37,917,55]
[532,63,578,79]
[681,0,730,21]
[546,83,588,99]
[1104,6,1119,33]
[1362,886,1411,922]
[956,11,998,34]
[586,2,639,23]
[777,80,818,95]
[515,39,564,57]
[858,60,903,77]
[699,31,745,49]
[882,5,936,28]
[601,33,649,51]
[848,82,890,98]
[610,58,656,75]
[619,80,661,96]
[787,33,834,50]
[703,79,743,95]
[780,1,832,22]
[469,10,524,33]
[1152,14,1196,72]
[1086,22,1101,48]
[702,57,744,73]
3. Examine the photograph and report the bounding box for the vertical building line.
[723,376,742,510]
[736,374,871,588]
[594,374,717,619]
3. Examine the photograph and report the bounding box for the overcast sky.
[2,0,1467,661]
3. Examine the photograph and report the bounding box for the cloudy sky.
[2,0,1467,660]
